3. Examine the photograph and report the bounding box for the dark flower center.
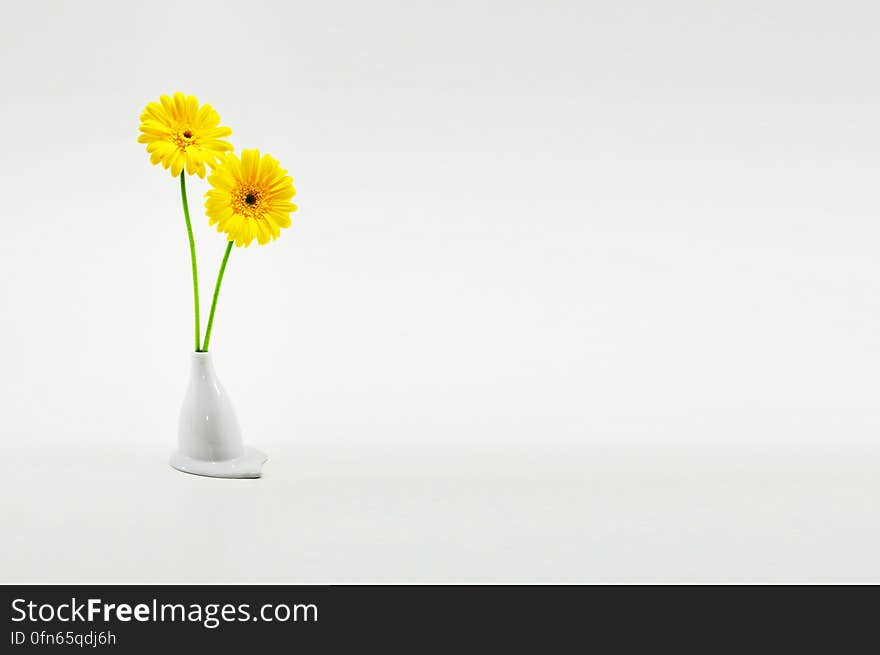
[245,193,257,205]
[183,130,193,139]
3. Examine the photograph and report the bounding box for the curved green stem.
[179,173,201,352]
[202,240,233,352]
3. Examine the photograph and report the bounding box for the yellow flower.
[204,149,298,247]
[138,92,233,178]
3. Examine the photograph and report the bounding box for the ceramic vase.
[169,352,267,478]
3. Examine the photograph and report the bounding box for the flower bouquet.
[138,92,298,478]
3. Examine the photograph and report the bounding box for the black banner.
[2,586,878,650]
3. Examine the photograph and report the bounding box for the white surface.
[2,1,880,582]
[3,443,880,583]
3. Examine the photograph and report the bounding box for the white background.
[1,0,879,582]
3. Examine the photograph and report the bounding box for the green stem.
[202,240,233,352]
[179,173,201,352]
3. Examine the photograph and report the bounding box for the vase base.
[169,447,268,479]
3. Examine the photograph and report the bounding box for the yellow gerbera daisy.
[204,149,298,247]
[138,92,233,178]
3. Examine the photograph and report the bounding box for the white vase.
[169,352,267,478]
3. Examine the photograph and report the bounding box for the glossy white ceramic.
[170,352,267,479]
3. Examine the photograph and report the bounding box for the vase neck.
[190,351,216,378]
